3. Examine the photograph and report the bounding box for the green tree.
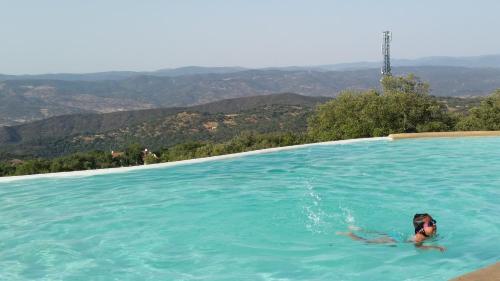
[0,163,16,176]
[124,143,144,165]
[14,159,51,176]
[381,74,429,95]
[308,75,453,141]
[144,153,160,165]
[307,90,383,141]
[456,90,500,130]
[160,142,206,162]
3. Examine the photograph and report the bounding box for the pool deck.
[449,262,500,281]
[389,131,500,140]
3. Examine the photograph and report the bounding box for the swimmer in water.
[411,213,446,251]
[337,213,446,252]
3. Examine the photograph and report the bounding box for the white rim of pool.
[0,137,390,183]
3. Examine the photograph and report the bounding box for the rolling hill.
[1,66,499,126]
[0,93,328,160]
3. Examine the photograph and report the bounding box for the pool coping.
[389,130,500,140]
[2,131,500,182]
[0,137,389,182]
[449,262,500,281]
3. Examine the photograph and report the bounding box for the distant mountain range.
[1,65,499,126]
[0,93,328,159]
[313,54,500,71]
[0,66,247,82]
[1,54,500,81]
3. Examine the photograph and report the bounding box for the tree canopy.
[456,90,500,130]
[307,75,453,141]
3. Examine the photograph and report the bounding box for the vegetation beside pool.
[1,75,499,177]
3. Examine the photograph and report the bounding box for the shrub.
[308,75,454,141]
[456,90,500,130]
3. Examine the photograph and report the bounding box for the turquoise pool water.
[0,137,499,281]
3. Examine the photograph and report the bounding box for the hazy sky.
[1,0,499,74]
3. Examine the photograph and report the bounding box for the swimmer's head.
[413,213,437,235]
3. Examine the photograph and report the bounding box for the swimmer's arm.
[337,232,367,241]
[337,232,396,244]
[415,243,446,252]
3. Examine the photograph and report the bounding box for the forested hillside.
[1,66,500,126]
[1,76,498,178]
[0,93,327,159]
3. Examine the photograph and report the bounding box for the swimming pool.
[0,137,499,280]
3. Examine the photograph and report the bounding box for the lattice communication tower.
[381,31,392,76]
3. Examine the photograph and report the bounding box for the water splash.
[303,179,327,233]
[339,203,357,228]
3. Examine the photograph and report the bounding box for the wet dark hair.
[413,213,436,234]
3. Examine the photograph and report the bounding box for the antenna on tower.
[381,31,392,77]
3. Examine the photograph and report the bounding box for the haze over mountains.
[1,54,500,126]
[2,54,500,80]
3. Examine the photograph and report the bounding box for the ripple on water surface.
[0,137,499,280]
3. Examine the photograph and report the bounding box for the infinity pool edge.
[0,137,390,183]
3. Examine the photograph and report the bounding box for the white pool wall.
[0,137,390,183]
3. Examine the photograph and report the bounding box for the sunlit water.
[0,137,499,281]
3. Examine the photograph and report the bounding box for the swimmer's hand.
[436,246,446,252]
[416,244,446,252]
